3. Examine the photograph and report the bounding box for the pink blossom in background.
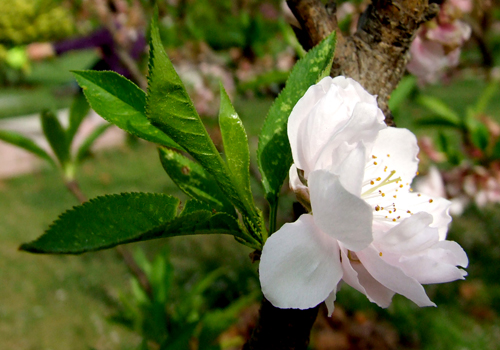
[407,0,472,85]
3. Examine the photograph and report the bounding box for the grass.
[0,143,173,350]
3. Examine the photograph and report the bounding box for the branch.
[243,298,320,350]
[286,0,440,125]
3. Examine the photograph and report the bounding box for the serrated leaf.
[146,12,262,236]
[20,193,179,254]
[158,148,236,216]
[41,110,70,167]
[416,95,461,125]
[76,123,112,163]
[0,129,56,168]
[20,193,258,254]
[67,91,90,144]
[257,31,336,203]
[218,84,253,206]
[72,70,182,150]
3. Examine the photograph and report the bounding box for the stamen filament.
[361,170,401,197]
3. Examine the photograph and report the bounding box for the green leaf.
[40,110,70,167]
[67,91,90,144]
[72,70,182,150]
[388,75,417,112]
[257,31,337,203]
[416,116,462,128]
[416,95,461,126]
[146,11,262,237]
[0,129,56,168]
[218,84,253,206]
[20,193,257,254]
[158,148,236,216]
[475,81,498,115]
[76,123,112,163]
[471,122,490,151]
[491,139,500,160]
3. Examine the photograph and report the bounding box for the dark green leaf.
[146,12,262,237]
[20,193,257,254]
[76,123,112,163]
[416,116,461,128]
[257,31,336,203]
[218,84,253,206]
[40,110,70,167]
[0,129,56,168]
[158,148,236,216]
[72,70,181,149]
[416,95,461,125]
[20,193,179,254]
[471,122,490,151]
[67,91,90,144]
[491,139,500,160]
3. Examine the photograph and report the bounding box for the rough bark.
[287,0,440,125]
[243,298,320,350]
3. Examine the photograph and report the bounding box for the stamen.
[362,170,402,197]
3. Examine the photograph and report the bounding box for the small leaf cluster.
[112,248,258,349]
[20,9,337,255]
[0,92,109,181]
[416,82,500,165]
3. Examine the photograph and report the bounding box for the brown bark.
[287,0,440,125]
[243,298,320,350]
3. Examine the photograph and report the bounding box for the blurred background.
[1,0,500,349]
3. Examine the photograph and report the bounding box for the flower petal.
[340,246,394,308]
[310,170,373,251]
[377,212,439,254]
[364,128,419,187]
[333,142,366,197]
[260,214,342,310]
[324,286,338,316]
[398,193,452,240]
[357,246,436,307]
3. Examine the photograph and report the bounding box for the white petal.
[429,240,469,267]
[324,286,337,316]
[399,193,452,240]
[357,246,436,307]
[398,240,468,284]
[340,246,394,307]
[309,170,373,251]
[398,253,467,284]
[377,212,439,254]
[259,214,342,310]
[334,142,366,196]
[364,128,419,186]
[315,102,386,171]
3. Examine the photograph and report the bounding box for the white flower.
[259,77,468,314]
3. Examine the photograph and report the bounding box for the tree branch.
[286,0,440,125]
[243,298,320,350]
